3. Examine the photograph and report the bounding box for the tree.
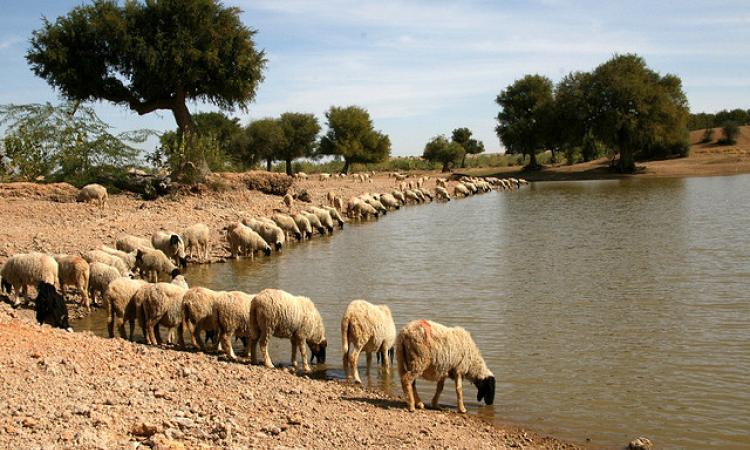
[587,54,689,172]
[245,118,287,171]
[160,111,246,166]
[0,102,145,182]
[495,74,554,170]
[549,71,594,162]
[318,106,391,174]
[278,113,320,176]
[423,135,465,172]
[26,0,266,174]
[720,121,740,145]
[451,127,485,167]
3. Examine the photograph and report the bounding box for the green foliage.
[720,121,740,145]
[153,132,234,176]
[318,106,391,174]
[689,109,750,130]
[587,54,689,172]
[277,112,321,175]
[26,0,266,154]
[0,102,146,183]
[451,127,485,168]
[159,112,248,169]
[245,118,286,171]
[700,128,715,144]
[422,135,465,172]
[495,74,554,170]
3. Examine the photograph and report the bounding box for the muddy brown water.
[74,175,750,449]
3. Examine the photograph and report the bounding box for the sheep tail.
[340,316,350,355]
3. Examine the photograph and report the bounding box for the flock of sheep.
[0,173,526,412]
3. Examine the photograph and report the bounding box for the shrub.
[720,121,739,145]
[700,128,714,144]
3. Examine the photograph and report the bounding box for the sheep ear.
[170,235,180,246]
[171,268,181,278]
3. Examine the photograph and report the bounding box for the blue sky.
[1,0,748,155]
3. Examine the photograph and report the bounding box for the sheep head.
[307,339,327,364]
[475,376,496,406]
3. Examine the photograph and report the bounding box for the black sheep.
[34,282,71,330]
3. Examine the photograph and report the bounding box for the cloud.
[0,36,23,50]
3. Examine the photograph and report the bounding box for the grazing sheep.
[115,234,153,253]
[404,190,421,204]
[464,182,478,194]
[435,186,451,201]
[141,282,189,346]
[88,261,121,306]
[396,320,495,413]
[35,282,71,330]
[308,207,335,233]
[341,300,397,384]
[83,250,130,276]
[225,222,272,259]
[322,206,345,229]
[271,213,302,241]
[182,286,226,350]
[301,212,327,236]
[394,173,407,181]
[105,277,147,339]
[53,255,91,309]
[333,196,344,212]
[292,213,314,240]
[216,290,256,359]
[283,193,294,209]
[326,191,336,205]
[76,183,108,208]
[249,288,327,372]
[391,190,406,204]
[182,223,211,262]
[319,173,331,181]
[100,245,137,269]
[151,230,188,268]
[242,218,286,251]
[135,249,181,282]
[380,193,401,210]
[436,178,448,188]
[454,184,471,197]
[0,253,59,306]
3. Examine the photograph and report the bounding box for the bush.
[720,121,739,145]
[700,128,714,144]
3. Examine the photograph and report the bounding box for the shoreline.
[0,175,587,449]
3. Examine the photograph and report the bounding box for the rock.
[628,437,654,450]
[131,422,159,437]
[5,425,18,434]
[22,417,39,428]
[180,367,192,377]
[172,417,195,429]
[261,425,282,436]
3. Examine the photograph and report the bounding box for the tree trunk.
[341,160,350,175]
[616,128,635,173]
[441,162,451,172]
[266,159,272,172]
[526,151,541,170]
[550,148,557,164]
[285,159,293,176]
[460,153,467,168]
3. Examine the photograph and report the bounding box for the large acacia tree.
[423,135,464,172]
[318,106,391,174]
[246,118,286,171]
[27,0,266,170]
[451,127,485,168]
[278,113,320,176]
[495,74,554,170]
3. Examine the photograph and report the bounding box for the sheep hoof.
[407,405,416,412]
[416,402,425,410]
[457,407,467,414]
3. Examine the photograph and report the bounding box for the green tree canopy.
[27,0,266,173]
[588,54,689,172]
[318,106,391,174]
[451,127,485,168]
[246,118,287,171]
[423,135,465,172]
[495,74,554,170]
[277,112,320,175]
[0,102,146,182]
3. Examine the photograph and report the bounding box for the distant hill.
[689,125,750,155]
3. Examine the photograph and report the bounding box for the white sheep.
[105,276,147,339]
[100,245,137,270]
[182,223,211,262]
[216,290,256,359]
[307,207,335,233]
[140,281,189,346]
[225,222,271,259]
[88,261,122,306]
[380,193,401,210]
[82,249,130,276]
[341,299,397,384]
[115,234,153,253]
[242,217,286,251]
[326,191,336,205]
[249,288,327,372]
[404,189,421,204]
[290,213,313,240]
[301,211,327,236]
[76,183,108,208]
[0,253,59,306]
[396,319,496,413]
[435,186,451,201]
[182,286,225,350]
[151,230,187,267]
[319,173,331,181]
[322,206,346,228]
[454,184,471,197]
[271,213,302,241]
[53,255,91,309]
[135,248,181,282]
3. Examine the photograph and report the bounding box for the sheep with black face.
[396,319,495,413]
[35,282,71,331]
[151,230,188,268]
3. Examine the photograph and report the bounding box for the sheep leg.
[431,377,446,409]
[220,331,236,359]
[365,352,373,381]
[260,329,274,368]
[412,380,425,410]
[290,339,298,369]
[177,322,185,350]
[350,349,362,384]
[249,335,259,364]
[455,375,467,413]
[299,340,310,373]
[342,349,350,380]
[117,316,128,340]
[144,319,156,345]
[401,372,418,412]
[153,323,163,345]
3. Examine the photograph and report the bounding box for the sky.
[0,0,748,155]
